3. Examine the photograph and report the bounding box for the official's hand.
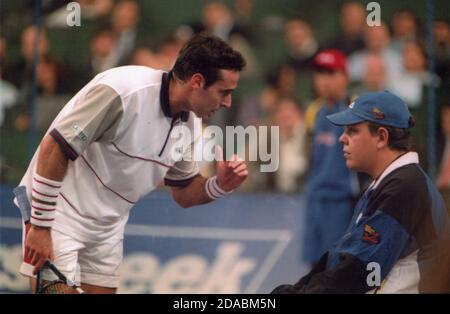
[215,145,248,192]
[25,225,54,274]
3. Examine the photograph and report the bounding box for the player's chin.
[345,159,356,170]
[199,111,213,119]
[346,160,362,172]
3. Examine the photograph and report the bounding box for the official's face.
[313,71,348,102]
[190,69,240,119]
[339,122,378,173]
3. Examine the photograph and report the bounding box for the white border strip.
[244,233,292,293]
[125,224,291,241]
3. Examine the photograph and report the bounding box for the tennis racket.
[35,261,84,294]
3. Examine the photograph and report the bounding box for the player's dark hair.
[172,33,246,88]
[367,122,413,152]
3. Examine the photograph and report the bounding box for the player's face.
[313,71,348,102]
[339,122,378,174]
[190,69,240,119]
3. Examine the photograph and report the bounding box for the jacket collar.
[369,151,419,190]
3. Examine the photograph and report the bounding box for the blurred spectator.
[326,1,366,55]
[179,1,259,78]
[5,25,66,96]
[266,63,297,99]
[283,18,318,102]
[205,1,258,78]
[434,19,450,103]
[235,64,298,192]
[176,1,259,129]
[349,52,387,94]
[390,41,436,170]
[0,37,18,127]
[273,97,307,193]
[434,19,450,59]
[203,1,240,40]
[237,63,298,128]
[348,22,403,84]
[155,34,185,70]
[130,34,184,71]
[362,52,387,91]
[131,46,160,68]
[437,105,450,213]
[0,36,5,71]
[302,49,359,267]
[70,27,118,89]
[0,80,18,126]
[390,41,431,108]
[3,26,70,134]
[91,27,119,74]
[233,0,261,46]
[201,1,254,43]
[390,9,420,53]
[5,25,48,88]
[109,0,141,67]
[284,18,318,72]
[36,55,61,95]
[233,0,254,26]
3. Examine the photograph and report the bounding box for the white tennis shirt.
[15,66,202,242]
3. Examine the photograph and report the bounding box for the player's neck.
[370,150,406,180]
[168,75,190,115]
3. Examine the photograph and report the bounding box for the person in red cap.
[301,49,364,269]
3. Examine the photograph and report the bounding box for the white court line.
[124,224,291,241]
[244,233,292,293]
[0,217,291,241]
[1,218,291,242]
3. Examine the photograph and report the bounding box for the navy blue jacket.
[273,152,450,293]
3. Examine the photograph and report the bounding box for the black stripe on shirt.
[164,174,200,187]
[50,128,79,161]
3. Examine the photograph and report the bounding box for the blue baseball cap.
[326,91,414,129]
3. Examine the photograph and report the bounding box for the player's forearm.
[29,135,69,228]
[171,175,213,208]
[36,135,69,181]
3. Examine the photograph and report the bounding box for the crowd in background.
[1,0,450,200]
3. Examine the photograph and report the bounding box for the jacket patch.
[362,224,380,244]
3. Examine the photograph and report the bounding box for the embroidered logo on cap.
[372,107,385,120]
[349,102,355,109]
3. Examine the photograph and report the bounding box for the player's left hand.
[215,145,248,192]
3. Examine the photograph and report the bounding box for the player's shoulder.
[101,65,162,79]
[377,163,428,197]
[94,66,165,96]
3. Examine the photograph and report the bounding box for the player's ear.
[190,73,205,90]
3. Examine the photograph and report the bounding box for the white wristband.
[31,173,62,228]
[205,176,233,200]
